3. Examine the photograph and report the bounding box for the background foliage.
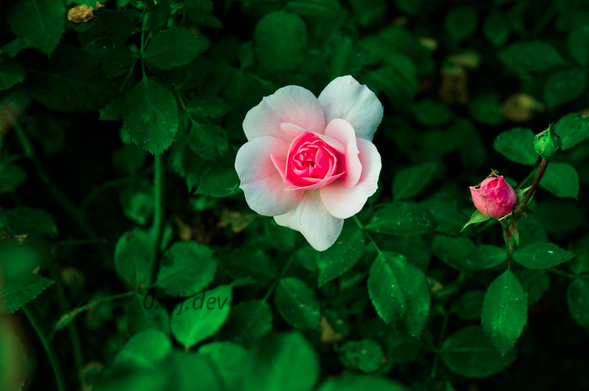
[1,0,589,390]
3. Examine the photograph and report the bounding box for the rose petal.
[274,190,344,251]
[318,76,383,141]
[243,86,327,142]
[235,136,304,216]
[324,118,361,188]
[320,139,381,219]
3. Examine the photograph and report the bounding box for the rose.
[469,175,517,218]
[235,76,383,251]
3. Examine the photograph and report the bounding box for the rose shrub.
[235,76,382,250]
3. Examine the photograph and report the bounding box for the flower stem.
[150,154,165,285]
[515,159,549,217]
[23,304,67,391]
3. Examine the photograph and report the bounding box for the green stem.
[353,216,381,254]
[516,159,548,217]
[431,311,450,378]
[262,254,296,303]
[150,154,165,285]
[119,60,137,93]
[548,268,576,279]
[23,305,67,391]
[53,291,136,333]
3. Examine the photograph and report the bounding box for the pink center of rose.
[284,132,345,188]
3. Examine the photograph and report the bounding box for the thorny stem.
[501,220,513,269]
[516,159,549,217]
[23,305,67,391]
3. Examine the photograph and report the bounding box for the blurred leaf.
[317,372,407,391]
[275,278,320,330]
[0,165,26,193]
[513,269,550,306]
[468,94,504,125]
[432,235,475,271]
[338,340,383,373]
[283,0,343,18]
[552,112,589,150]
[498,41,565,73]
[569,249,589,275]
[187,96,231,121]
[187,122,228,160]
[395,0,420,14]
[368,252,430,337]
[114,228,155,289]
[446,6,478,41]
[544,68,587,108]
[567,278,589,331]
[483,12,510,47]
[120,180,154,225]
[317,222,365,286]
[143,1,171,31]
[366,202,437,235]
[481,270,527,355]
[535,200,585,235]
[156,241,217,297]
[422,199,467,235]
[113,329,172,369]
[198,342,250,390]
[194,166,240,198]
[254,11,307,73]
[493,128,537,166]
[326,30,367,80]
[7,0,65,55]
[263,218,296,252]
[441,326,517,378]
[220,300,273,349]
[0,331,27,391]
[244,331,319,391]
[393,162,437,201]
[122,76,179,155]
[366,54,418,111]
[112,144,147,175]
[126,293,171,336]
[569,23,589,66]
[413,99,454,127]
[350,0,387,27]
[513,242,575,269]
[171,284,232,349]
[539,162,580,199]
[1,273,54,313]
[219,248,276,285]
[0,58,26,90]
[450,290,485,320]
[6,207,58,239]
[144,27,209,70]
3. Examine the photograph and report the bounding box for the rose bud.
[469,175,517,219]
[534,125,562,160]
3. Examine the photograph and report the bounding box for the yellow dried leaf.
[67,2,104,24]
[320,316,344,344]
[500,93,545,123]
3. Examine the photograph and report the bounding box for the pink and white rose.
[235,76,383,251]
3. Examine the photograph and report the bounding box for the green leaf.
[114,228,155,289]
[468,94,504,125]
[432,235,475,271]
[544,68,587,108]
[6,207,58,239]
[493,128,537,166]
[338,340,384,373]
[113,329,172,369]
[123,76,179,155]
[393,162,437,201]
[483,12,510,47]
[377,235,430,272]
[156,241,217,297]
[498,41,565,73]
[162,351,223,391]
[445,6,478,41]
[366,54,418,111]
[254,11,307,73]
[219,300,273,349]
[466,245,508,271]
[569,249,589,275]
[283,0,343,19]
[513,242,575,269]
[243,331,319,391]
[144,27,209,70]
[112,144,147,175]
[275,278,320,330]
[171,284,232,348]
[368,252,430,336]
[422,199,468,236]
[198,342,250,391]
[143,0,171,31]
[1,273,54,313]
[441,326,517,378]
[567,278,589,331]
[481,270,527,355]
[513,269,550,306]
[317,222,364,287]
[350,0,388,27]
[317,372,407,391]
[535,200,585,236]
[194,166,241,198]
[412,99,454,127]
[7,0,65,55]
[22,45,118,112]
[120,180,154,225]
[219,249,276,285]
[126,293,171,336]
[552,112,589,150]
[100,97,126,121]
[569,24,589,66]
[450,290,485,320]
[187,122,228,160]
[539,162,580,199]
[0,58,26,91]
[0,165,27,193]
[263,218,297,252]
[366,202,437,235]
[187,96,231,121]
[326,30,367,80]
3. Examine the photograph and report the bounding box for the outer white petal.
[243,86,327,142]
[320,139,381,219]
[235,136,304,216]
[318,75,383,141]
[274,190,344,251]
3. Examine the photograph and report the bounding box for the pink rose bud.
[469,175,517,219]
[235,76,383,251]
